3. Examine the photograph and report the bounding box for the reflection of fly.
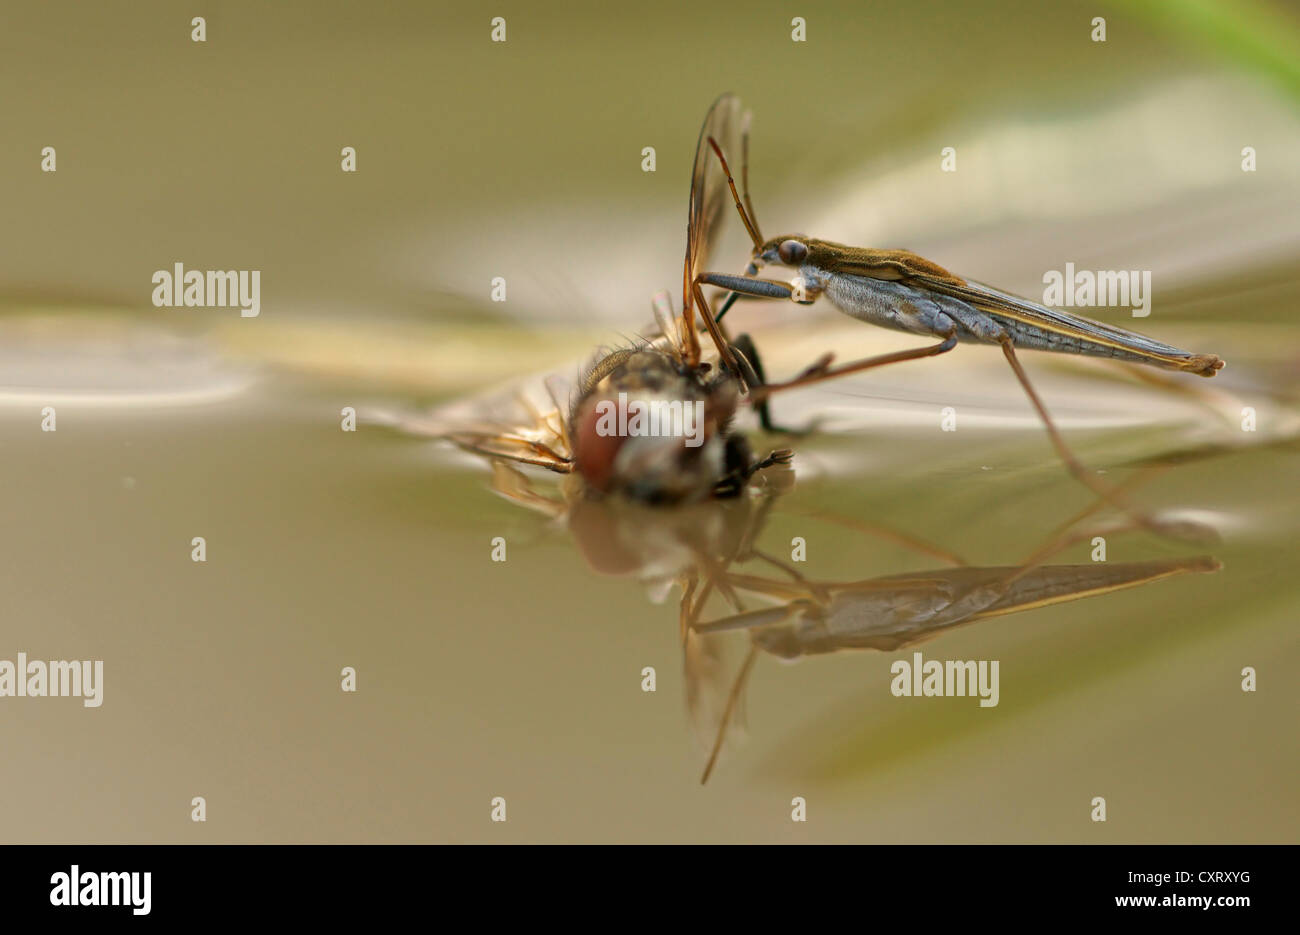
[437,95,794,505]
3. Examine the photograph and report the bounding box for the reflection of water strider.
[689,511,1218,782]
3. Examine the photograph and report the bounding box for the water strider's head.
[750,235,813,274]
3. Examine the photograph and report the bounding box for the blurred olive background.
[1,0,1297,842]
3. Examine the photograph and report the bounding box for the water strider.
[690,96,1226,528]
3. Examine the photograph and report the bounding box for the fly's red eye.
[778,239,808,265]
[572,396,624,492]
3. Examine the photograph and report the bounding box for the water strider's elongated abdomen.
[815,268,1222,375]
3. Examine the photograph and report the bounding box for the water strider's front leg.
[697,271,821,313]
[689,270,816,396]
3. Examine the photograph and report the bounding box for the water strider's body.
[724,236,1224,377]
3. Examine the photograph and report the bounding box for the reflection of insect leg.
[793,509,969,567]
[680,485,787,784]
[997,339,1170,539]
[692,589,794,783]
[1001,463,1194,595]
[700,643,758,786]
[681,564,758,786]
[484,461,569,519]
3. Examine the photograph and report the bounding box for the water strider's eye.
[778,239,808,265]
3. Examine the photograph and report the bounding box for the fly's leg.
[730,333,817,435]
[714,288,745,324]
[752,448,794,472]
[712,442,793,498]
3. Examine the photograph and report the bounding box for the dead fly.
[691,101,1226,527]
[428,94,794,505]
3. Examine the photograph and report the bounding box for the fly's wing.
[368,315,696,474]
[366,362,580,472]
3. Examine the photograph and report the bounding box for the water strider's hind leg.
[998,339,1193,541]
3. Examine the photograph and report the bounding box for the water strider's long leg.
[739,109,759,241]
[690,279,741,374]
[750,334,959,401]
[998,339,1170,538]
